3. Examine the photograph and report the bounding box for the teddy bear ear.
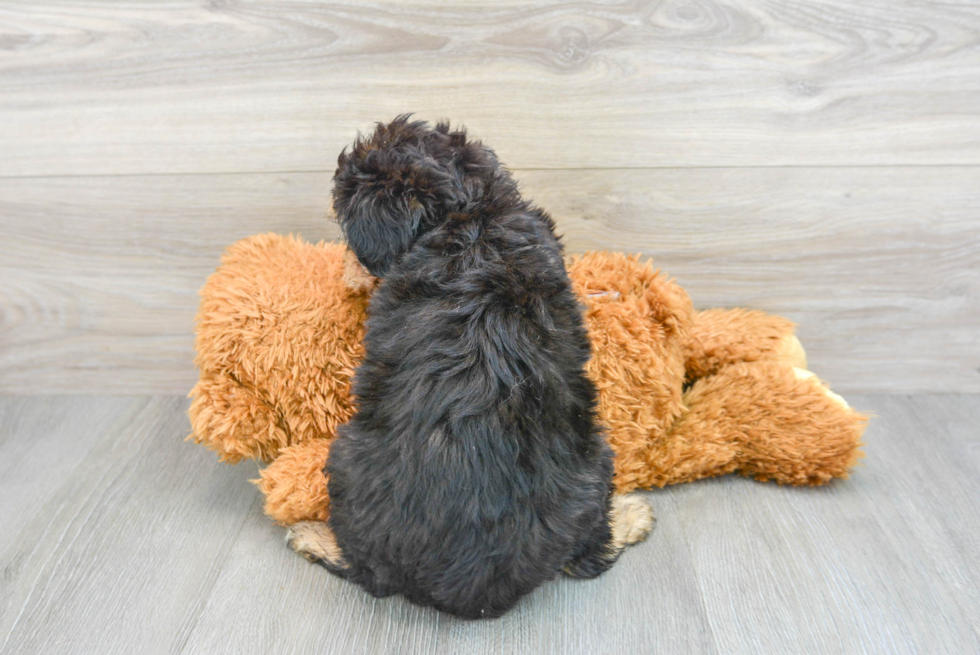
[342,248,379,293]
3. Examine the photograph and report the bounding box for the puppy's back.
[325,118,613,618]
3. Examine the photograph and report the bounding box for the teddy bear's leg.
[733,366,865,484]
[684,308,806,382]
[188,373,290,464]
[653,362,865,487]
[256,438,333,524]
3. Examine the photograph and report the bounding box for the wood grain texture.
[0,397,134,561]
[667,394,980,654]
[0,173,338,395]
[529,167,980,394]
[2,168,977,394]
[179,496,718,655]
[0,396,257,655]
[2,394,978,654]
[1,0,979,175]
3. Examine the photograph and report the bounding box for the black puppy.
[288,116,652,619]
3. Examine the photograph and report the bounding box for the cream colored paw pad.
[610,493,655,550]
[793,368,851,410]
[286,520,348,569]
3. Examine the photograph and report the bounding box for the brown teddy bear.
[188,233,865,525]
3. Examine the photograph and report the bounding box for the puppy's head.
[332,115,499,277]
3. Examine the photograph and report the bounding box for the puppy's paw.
[610,493,655,550]
[286,521,348,569]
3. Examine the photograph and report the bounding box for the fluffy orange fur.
[189,234,366,463]
[189,234,866,524]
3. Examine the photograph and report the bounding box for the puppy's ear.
[333,171,428,277]
[331,116,467,277]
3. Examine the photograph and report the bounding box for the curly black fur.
[323,116,619,619]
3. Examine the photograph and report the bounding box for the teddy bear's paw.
[610,493,655,550]
[793,368,851,411]
[779,335,808,369]
[286,521,349,570]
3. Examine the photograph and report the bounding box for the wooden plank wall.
[0,0,978,394]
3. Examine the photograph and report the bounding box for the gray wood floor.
[1,394,977,654]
